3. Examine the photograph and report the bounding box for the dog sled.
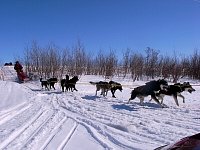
[16,71,30,83]
[14,61,30,83]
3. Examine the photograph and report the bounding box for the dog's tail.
[89,81,98,85]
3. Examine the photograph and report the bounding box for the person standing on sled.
[14,61,26,82]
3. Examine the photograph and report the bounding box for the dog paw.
[162,104,169,108]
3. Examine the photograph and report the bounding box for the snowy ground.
[0,66,200,150]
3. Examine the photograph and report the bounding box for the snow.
[0,66,199,150]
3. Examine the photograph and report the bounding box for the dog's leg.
[50,83,55,90]
[65,83,69,91]
[61,85,64,92]
[53,83,56,90]
[71,86,74,92]
[173,94,179,106]
[100,89,103,96]
[151,94,163,107]
[105,89,109,96]
[138,96,144,104]
[95,90,98,96]
[99,88,104,96]
[96,86,100,96]
[103,89,107,97]
[178,94,185,103]
[159,95,164,104]
[102,89,106,97]
[66,85,69,91]
[69,85,73,92]
[111,89,116,98]
[100,90,103,95]
[73,85,78,91]
[45,84,49,91]
[127,98,132,104]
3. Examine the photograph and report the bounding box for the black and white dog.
[48,78,58,90]
[109,81,123,98]
[60,75,69,92]
[40,78,49,90]
[40,77,58,90]
[128,79,168,107]
[90,81,122,97]
[155,82,195,106]
[61,75,79,92]
[67,76,79,92]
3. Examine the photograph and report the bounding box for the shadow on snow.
[81,95,101,101]
[112,104,137,111]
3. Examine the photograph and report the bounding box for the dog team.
[40,75,195,107]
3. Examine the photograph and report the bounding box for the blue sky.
[0,0,200,63]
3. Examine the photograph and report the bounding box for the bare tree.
[85,53,95,75]
[160,55,171,79]
[73,41,87,76]
[170,53,183,83]
[189,50,200,79]
[23,41,41,77]
[104,50,118,79]
[95,50,106,75]
[181,56,190,78]
[46,43,61,77]
[60,48,70,78]
[130,52,144,81]
[122,49,130,78]
[144,47,159,79]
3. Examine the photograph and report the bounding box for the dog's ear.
[183,82,189,85]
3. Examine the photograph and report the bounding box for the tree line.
[22,41,200,83]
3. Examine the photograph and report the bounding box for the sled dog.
[90,81,122,97]
[128,79,168,107]
[61,76,79,92]
[67,76,79,92]
[60,75,69,92]
[109,81,123,98]
[40,78,49,90]
[48,78,58,90]
[155,82,195,106]
[40,77,58,90]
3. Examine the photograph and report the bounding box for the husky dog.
[90,81,110,97]
[109,81,123,98]
[40,77,58,90]
[128,79,168,107]
[67,76,79,92]
[48,77,58,90]
[40,78,49,90]
[61,75,79,92]
[155,82,195,106]
[90,81,123,97]
[60,75,69,92]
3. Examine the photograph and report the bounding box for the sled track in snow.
[0,87,117,150]
[0,91,78,150]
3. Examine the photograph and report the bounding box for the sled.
[17,71,29,83]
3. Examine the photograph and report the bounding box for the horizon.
[0,0,200,63]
